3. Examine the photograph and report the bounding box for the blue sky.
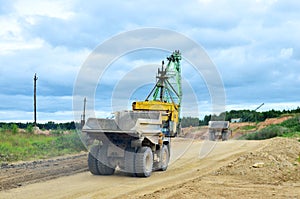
[0,0,300,122]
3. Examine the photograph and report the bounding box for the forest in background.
[181,107,300,128]
[1,107,300,129]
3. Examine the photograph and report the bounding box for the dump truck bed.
[82,111,162,139]
[208,121,230,129]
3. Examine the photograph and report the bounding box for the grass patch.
[240,115,300,140]
[0,130,86,163]
[280,131,300,138]
[239,125,288,140]
[239,125,257,131]
[280,113,297,117]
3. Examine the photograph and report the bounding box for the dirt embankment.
[214,137,300,185]
[182,126,209,139]
[138,138,300,199]
[230,116,293,137]
[0,153,87,191]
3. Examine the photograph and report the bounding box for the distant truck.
[208,121,230,141]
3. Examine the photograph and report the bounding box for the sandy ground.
[0,137,299,199]
[0,153,88,191]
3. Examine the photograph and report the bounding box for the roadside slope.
[138,138,300,199]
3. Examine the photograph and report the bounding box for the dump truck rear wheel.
[97,145,115,175]
[209,129,216,141]
[88,145,100,175]
[124,147,136,176]
[159,145,169,171]
[97,161,115,175]
[135,147,153,177]
[222,130,228,141]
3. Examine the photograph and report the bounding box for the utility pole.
[33,73,38,126]
[81,97,87,128]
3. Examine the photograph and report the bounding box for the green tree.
[11,124,18,134]
[181,116,200,128]
[26,124,34,134]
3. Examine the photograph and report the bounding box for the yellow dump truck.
[82,51,182,177]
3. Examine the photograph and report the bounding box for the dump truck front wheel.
[159,145,170,171]
[135,147,153,177]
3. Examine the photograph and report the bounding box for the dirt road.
[0,153,88,191]
[1,138,299,199]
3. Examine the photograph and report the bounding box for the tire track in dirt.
[0,153,88,191]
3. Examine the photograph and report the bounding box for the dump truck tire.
[124,147,135,176]
[222,130,228,141]
[135,147,153,177]
[97,145,115,175]
[209,130,215,141]
[159,145,170,171]
[88,145,100,175]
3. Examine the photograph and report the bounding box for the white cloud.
[0,37,45,54]
[279,48,293,59]
[0,110,74,123]
[1,0,300,122]
[14,0,75,20]
[0,17,21,39]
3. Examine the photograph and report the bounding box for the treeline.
[181,107,300,127]
[181,115,213,127]
[0,121,76,130]
[180,116,200,128]
[1,107,300,129]
[222,107,300,123]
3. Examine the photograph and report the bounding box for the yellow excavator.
[82,50,182,177]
